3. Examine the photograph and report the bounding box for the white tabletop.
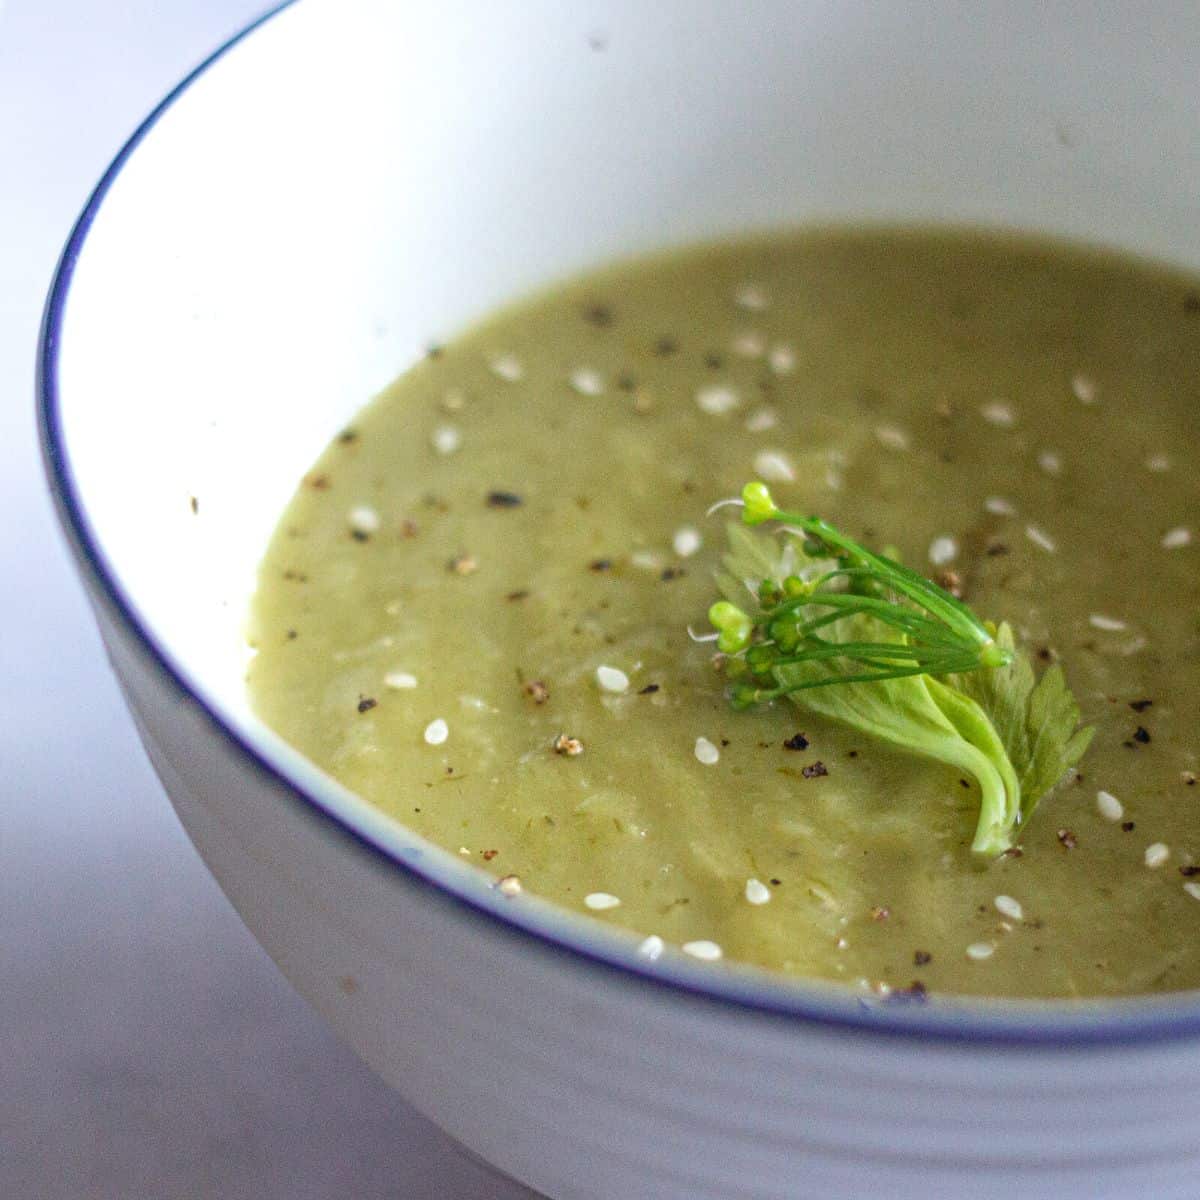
[0,4,537,1195]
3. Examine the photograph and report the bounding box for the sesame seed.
[1162,527,1192,549]
[673,526,702,557]
[1185,883,1200,902]
[980,401,1015,427]
[1025,524,1057,553]
[1145,842,1170,869]
[966,942,995,961]
[1089,614,1127,632]
[1037,450,1062,475]
[1096,790,1124,821]
[730,331,765,357]
[488,353,523,382]
[745,878,771,906]
[596,665,630,693]
[384,671,418,690]
[994,895,1024,921]
[928,535,958,566]
[496,874,522,897]
[569,367,605,396]
[753,449,795,482]
[744,407,778,432]
[767,344,796,375]
[423,718,449,745]
[682,940,723,961]
[1145,452,1171,472]
[985,496,1016,516]
[637,934,665,961]
[1071,373,1097,403]
[348,506,381,534]
[695,384,740,415]
[733,284,768,311]
[584,892,621,911]
[875,425,910,451]
[431,425,462,455]
[694,736,720,765]
[630,549,664,571]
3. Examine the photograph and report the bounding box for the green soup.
[248,227,1200,999]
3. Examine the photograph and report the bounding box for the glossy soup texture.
[248,228,1199,999]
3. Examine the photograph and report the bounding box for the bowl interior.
[47,0,1200,1019]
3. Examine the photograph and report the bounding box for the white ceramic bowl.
[40,3,1200,1196]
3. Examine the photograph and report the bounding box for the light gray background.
[0,4,536,1196]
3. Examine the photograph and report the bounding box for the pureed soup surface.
[248,228,1199,999]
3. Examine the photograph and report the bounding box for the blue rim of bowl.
[36,0,1200,1047]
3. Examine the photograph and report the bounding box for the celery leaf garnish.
[706,483,1093,856]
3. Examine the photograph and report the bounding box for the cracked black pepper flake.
[350,529,369,542]
[552,733,584,757]
[583,302,613,327]
[506,590,530,602]
[356,696,377,714]
[802,761,829,779]
[986,541,1010,557]
[935,569,964,598]
[337,429,359,443]
[589,558,613,572]
[1180,865,1200,878]
[914,950,932,966]
[1133,725,1151,744]
[889,981,928,1004]
[1122,821,1136,832]
[1129,699,1154,713]
[783,733,809,751]
[660,566,685,581]
[638,683,660,695]
[486,490,523,508]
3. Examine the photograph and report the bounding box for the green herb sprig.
[710,481,1012,705]
[705,482,1093,856]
